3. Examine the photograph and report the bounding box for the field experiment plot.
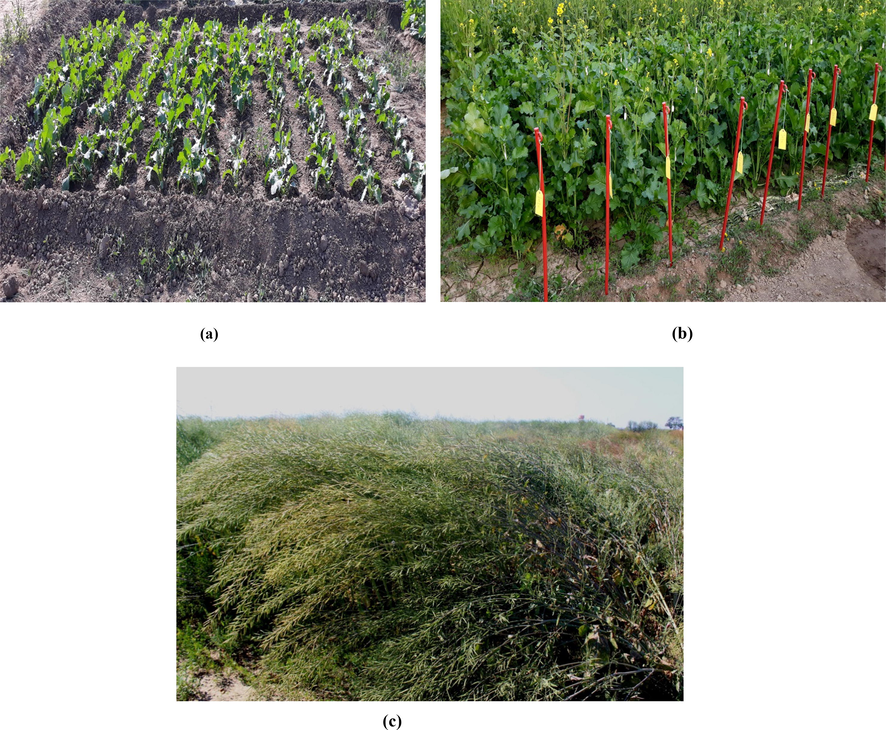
[176,415,683,701]
[0,0,425,301]
[441,0,885,301]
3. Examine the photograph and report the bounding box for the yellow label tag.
[736,152,744,175]
[608,174,613,196]
[535,189,544,216]
[665,157,671,180]
[805,113,810,133]
[778,129,787,150]
[830,108,837,126]
[870,104,879,122]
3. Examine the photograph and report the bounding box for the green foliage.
[401,0,426,42]
[227,21,255,116]
[16,105,72,186]
[442,0,884,263]
[353,48,425,199]
[222,133,247,191]
[256,14,299,198]
[7,10,421,201]
[177,415,683,701]
[145,18,200,188]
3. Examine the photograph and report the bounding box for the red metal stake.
[866,63,881,183]
[798,69,815,211]
[761,79,785,225]
[720,96,747,251]
[534,127,548,302]
[663,102,673,267]
[821,64,840,198]
[605,115,612,295]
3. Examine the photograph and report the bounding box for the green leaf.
[464,102,489,134]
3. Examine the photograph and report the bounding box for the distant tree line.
[626,421,658,432]
[624,418,683,432]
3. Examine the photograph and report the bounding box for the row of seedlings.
[352,51,424,199]
[307,13,381,202]
[145,18,200,190]
[63,21,150,189]
[221,20,254,190]
[310,10,425,200]
[177,20,224,192]
[106,17,176,186]
[10,15,126,186]
[285,11,338,194]
[255,14,298,196]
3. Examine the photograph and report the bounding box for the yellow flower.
[512,26,517,33]
[707,47,713,57]
[548,17,553,24]
[557,2,565,16]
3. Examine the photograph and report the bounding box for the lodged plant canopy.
[177,414,684,700]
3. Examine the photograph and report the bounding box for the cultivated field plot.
[441,0,884,301]
[176,415,683,701]
[0,0,425,301]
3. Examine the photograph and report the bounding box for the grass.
[716,241,752,285]
[177,414,684,701]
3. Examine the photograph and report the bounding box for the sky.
[176,368,682,428]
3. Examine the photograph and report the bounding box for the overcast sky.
[177,368,682,428]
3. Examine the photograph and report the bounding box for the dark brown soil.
[0,0,425,302]
[0,185,423,301]
[845,219,886,287]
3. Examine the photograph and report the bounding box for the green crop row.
[297,14,339,193]
[4,10,420,201]
[16,14,126,186]
[310,12,381,202]
[29,15,125,124]
[353,51,425,199]
[442,2,884,268]
[177,20,224,192]
[144,18,200,189]
[107,17,175,185]
[226,21,255,117]
[257,13,298,196]
[64,22,150,189]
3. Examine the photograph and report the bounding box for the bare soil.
[196,669,257,701]
[725,219,884,302]
[0,0,47,27]
[0,0,426,301]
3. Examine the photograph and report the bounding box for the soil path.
[726,219,885,302]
